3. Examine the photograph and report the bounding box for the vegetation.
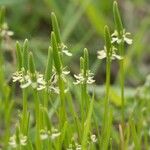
[0,0,150,149]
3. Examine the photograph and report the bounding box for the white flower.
[111,29,132,45]
[51,128,61,140]
[90,134,97,143]
[46,67,69,94]
[67,143,82,150]
[12,71,23,82]
[12,69,46,90]
[74,70,95,85]
[20,75,32,89]
[40,129,50,140]
[59,43,72,56]
[97,46,122,60]
[0,23,14,38]
[75,143,81,150]
[9,134,27,148]
[40,128,61,141]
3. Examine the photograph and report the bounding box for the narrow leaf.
[113,1,123,35]
[45,46,53,81]
[51,32,62,75]
[83,48,89,76]
[22,39,29,71]
[104,26,111,57]
[16,41,22,71]
[51,12,61,44]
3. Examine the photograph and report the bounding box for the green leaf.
[0,6,5,27]
[51,32,62,75]
[81,96,94,149]
[22,39,29,71]
[104,26,111,57]
[113,1,123,36]
[45,46,53,81]
[29,52,36,81]
[16,41,22,71]
[80,57,84,72]
[130,119,141,150]
[15,125,20,145]
[51,12,61,44]
[83,48,89,74]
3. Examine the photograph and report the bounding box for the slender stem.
[118,39,125,150]
[119,41,125,128]
[0,38,5,97]
[104,59,111,118]
[58,75,66,128]
[21,89,28,134]
[101,58,111,148]
[43,88,49,128]
[44,88,49,109]
[103,58,111,129]
[81,82,87,126]
[120,59,125,125]
[33,89,41,150]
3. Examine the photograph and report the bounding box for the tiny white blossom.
[40,129,50,140]
[97,46,122,60]
[111,29,132,45]
[0,23,14,38]
[40,128,61,141]
[9,134,27,148]
[47,67,69,94]
[12,69,46,91]
[74,70,95,85]
[59,43,72,56]
[67,143,82,150]
[51,128,61,140]
[91,134,97,143]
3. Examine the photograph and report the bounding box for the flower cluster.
[111,29,132,45]
[67,143,81,150]
[12,67,70,93]
[97,46,122,60]
[74,70,95,85]
[9,134,27,148]
[40,128,61,141]
[47,67,70,94]
[12,69,46,91]
[67,133,97,150]
[67,136,81,150]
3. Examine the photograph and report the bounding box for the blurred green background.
[1,0,150,86]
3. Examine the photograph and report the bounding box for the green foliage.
[51,32,62,75]
[0,1,150,150]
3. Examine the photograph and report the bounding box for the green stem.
[44,88,49,109]
[21,89,28,134]
[81,83,87,125]
[43,88,49,129]
[101,58,111,149]
[119,41,125,128]
[104,59,111,118]
[58,75,66,128]
[120,59,125,125]
[33,89,41,150]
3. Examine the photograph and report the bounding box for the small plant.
[3,1,150,150]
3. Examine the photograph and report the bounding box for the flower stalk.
[113,1,125,129]
[100,26,112,149]
[29,52,41,150]
[51,32,66,128]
